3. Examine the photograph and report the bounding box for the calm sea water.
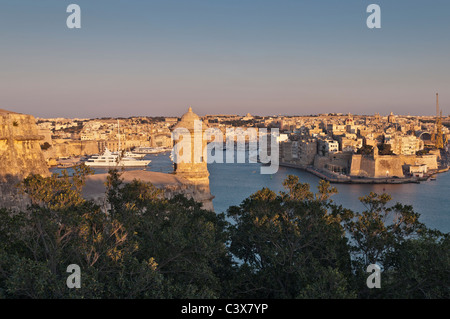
[209,159,450,234]
[52,151,450,234]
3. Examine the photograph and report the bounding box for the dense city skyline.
[1,0,449,118]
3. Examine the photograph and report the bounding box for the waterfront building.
[408,164,428,178]
[280,138,317,166]
[318,139,339,155]
[386,134,424,155]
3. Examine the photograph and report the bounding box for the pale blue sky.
[0,0,449,118]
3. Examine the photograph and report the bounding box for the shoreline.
[280,162,449,184]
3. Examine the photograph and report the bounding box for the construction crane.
[435,93,444,149]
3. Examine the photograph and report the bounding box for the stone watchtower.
[170,107,214,210]
[171,107,209,183]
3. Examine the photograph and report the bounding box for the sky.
[0,0,449,118]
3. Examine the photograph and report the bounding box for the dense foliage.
[0,166,448,298]
[356,145,373,155]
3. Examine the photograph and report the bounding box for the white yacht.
[84,148,151,167]
[133,146,172,154]
[111,150,146,159]
[85,120,151,167]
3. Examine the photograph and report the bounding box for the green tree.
[357,145,373,155]
[0,165,167,298]
[2,167,448,299]
[382,230,449,298]
[378,143,394,155]
[227,175,355,298]
[342,192,449,298]
[103,169,233,298]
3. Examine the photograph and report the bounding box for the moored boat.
[85,148,151,167]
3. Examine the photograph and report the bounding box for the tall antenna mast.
[118,119,121,152]
[435,93,444,149]
[436,93,439,118]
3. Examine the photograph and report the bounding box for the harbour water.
[209,158,450,234]
[52,151,450,234]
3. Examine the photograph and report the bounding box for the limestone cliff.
[0,109,50,210]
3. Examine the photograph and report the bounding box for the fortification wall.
[350,154,438,178]
[314,153,352,171]
[350,154,376,177]
[0,111,50,210]
[43,140,100,159]
[374,156,405,177]
[400,154,438,170]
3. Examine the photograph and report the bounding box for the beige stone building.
[280,139,317,166]
[386,134,424,155]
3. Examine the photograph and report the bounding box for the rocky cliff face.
[0,109,50,210]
